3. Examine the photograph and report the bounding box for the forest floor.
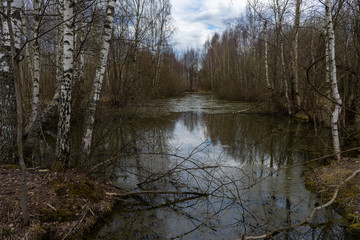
[306,158,360,233]
[0,165,124,240]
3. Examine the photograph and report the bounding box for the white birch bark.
[75,13,85,86]
[22,1,34,92]
[26,0,41,133]
[264,20,272,92]
[56,0,74,169]
[0,0,17,162]
[290,0,301,111]
[325,0,342,160]
[275,0,291,115]
[81,0,116,160]
[56,0,64,95]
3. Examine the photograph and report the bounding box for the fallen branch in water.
[240,167,360,240]
[106,190,207,197]
[235,98,272,114]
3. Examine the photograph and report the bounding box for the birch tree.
[24,1,63,157]
[264,20,272,93]
[56,0,64,91]
[26,0,41,133]
[274,0,291,114]
[325,0,342,160]
[55,0,75,169]
[0,2,16,163]
[290,0,301,112]
[152,0,171,90]
[81,0,116,162]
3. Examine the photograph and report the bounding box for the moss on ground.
[50,178,104,203]
[40,207,76,222]
[0,168,120,240]
[305,158,360,234]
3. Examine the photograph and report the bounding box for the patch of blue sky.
[206,23,220,31]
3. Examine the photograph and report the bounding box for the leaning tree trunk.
[24,1,63,158]
[326,0,342,161]
[5,0,30,225]
[81,0,116,164]
[55,0,74,170]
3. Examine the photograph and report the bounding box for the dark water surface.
[70,94,356,239]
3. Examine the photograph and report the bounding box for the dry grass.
[0,166,121,240]
[306,158,360,233]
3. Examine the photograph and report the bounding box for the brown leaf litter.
[0,165,123,240]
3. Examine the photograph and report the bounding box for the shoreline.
[305,158,360,235]
[0,166,123,240]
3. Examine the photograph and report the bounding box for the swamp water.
[39,94,354,239]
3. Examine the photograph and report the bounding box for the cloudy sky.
[170,0,247,52]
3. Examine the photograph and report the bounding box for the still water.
[82,94,352,239]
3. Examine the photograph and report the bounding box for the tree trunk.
[290,0,301,113]
[325,0,342,160]
[55,0,74,170]
[56,0,64,92]
[0,1,17,164]
[275,0,291,115]
[26,0,41,133]
[264,20,272,92]
[5,0,30,225]
[81,0,116,163]
[24,1,62,158]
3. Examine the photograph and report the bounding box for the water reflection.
[84,94,350,239]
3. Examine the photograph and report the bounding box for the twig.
[243,146,360,190]
[107,190,207,197]
[241,167,360,240]
[236,98,272,114]
[61,210,87,240]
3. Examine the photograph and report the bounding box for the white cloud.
[171,0,246,52]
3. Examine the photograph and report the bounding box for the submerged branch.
[241,167,360,240]
[235,98,272,114]
[106,190,207,197]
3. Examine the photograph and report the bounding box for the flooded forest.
[1,0,360,239]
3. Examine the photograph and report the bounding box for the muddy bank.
[0,165,123,240]
[305,158,360,234]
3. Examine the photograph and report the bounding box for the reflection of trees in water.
[177,112,202,133]
[93,208,167,240]
[60,105,344,240]
[92,110,178,159]
[203,113,331,168]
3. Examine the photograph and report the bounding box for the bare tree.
[326,0,342,160]
[26,0,42,133]
[81,0,116,163]
[274,0,291,114]
[0,1,16,163]
[55,0,75,169]
[263,20,272,92]
[290,0,302,113]
[3,0,30,225]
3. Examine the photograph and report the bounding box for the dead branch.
[240,167,360,240]
[106,190,207,197]
[235,98,272,114]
